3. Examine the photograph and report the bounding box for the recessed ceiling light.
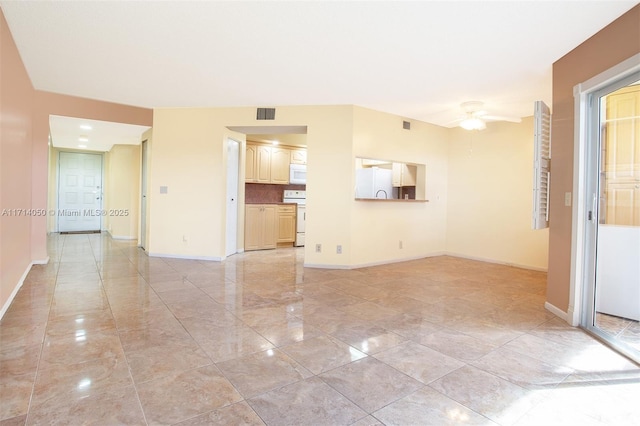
[78,144,87,148]
[80,124,92,130]
[78,136,89,142]
[271,140,279,145]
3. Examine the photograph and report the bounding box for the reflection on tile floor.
[596,312,640,353]
[1,233,639,425]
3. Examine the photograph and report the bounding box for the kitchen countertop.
[355,198,429,203]
[245,202,298,205]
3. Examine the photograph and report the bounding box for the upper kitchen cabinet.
[392,163,417,187]
[245,142,291,184]
[290,149,307,165]
[271,147,291,184]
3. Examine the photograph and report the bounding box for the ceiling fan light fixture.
[460,117,486,130]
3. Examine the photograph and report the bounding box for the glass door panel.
[589,80,640,362]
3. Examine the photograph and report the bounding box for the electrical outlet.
[399,240,403,249]
[315,244,322,253]
[336,245,342,254]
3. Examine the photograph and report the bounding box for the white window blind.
[532,100,551,230]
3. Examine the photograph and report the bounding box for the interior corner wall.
[350,106,449,267]
[0,8,35,316]
[446,118,549,270]
[547,4,640,313]
[105,144,140,240]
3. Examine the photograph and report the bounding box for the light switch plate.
[564,192,571,206]
[160,186,168,194]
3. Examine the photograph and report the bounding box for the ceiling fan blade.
[481,115,522,123]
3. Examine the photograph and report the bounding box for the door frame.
[225,138,241,258]
[56,150,105,233]
[569,54,640,328]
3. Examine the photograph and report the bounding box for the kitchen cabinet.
[245,144,257,182]
[290,149,307,165]
[392,163,417,187]
[271,147,291,184]
[277,204,296,244]
[245,142,290,184]
[245,204,277,250]
[256,145,272,183]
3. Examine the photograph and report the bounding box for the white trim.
[569,53,640,327]
[32,257,50,265]
[0,262,36,320]
[107,230,137,241]
[148,252,222,262]
[545,301,570,323]
[305,252,446,270]
[444,252,548,272]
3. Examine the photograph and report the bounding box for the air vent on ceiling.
[403,120,411,130]
[257,108,276,120]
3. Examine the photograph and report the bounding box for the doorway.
[581,72,640,362]
[141,139,148,250]
[225,138,240,257]
[57,151,103,232]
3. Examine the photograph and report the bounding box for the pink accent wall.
[0,8,152,315]
[0,10,34,312]
[547,5,640,312]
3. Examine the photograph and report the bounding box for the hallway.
[1,233,639,425]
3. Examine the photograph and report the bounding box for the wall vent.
[257,108,276,120]
[402,120,411,130]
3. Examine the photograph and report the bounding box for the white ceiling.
[49,115,150,152]
[2,1,637,132]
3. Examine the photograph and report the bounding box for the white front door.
[58,151,103,232]
[225,139,239,257]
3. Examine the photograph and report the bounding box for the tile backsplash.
[245,183,306,203]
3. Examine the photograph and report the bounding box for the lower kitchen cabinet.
[277,205,296,244]
[245,204,277,250]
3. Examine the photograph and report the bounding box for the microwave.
[289,164,307,185]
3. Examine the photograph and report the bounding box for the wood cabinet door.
[262,205,278,249]
[291,149,307,165]
[271,148,290,184]
[277,205,296,243]
[256,146,272,183]
[244,205,263,250]
[245,143,257,182]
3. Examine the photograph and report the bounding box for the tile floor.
[1,233,639,425]
[596,312,640,354]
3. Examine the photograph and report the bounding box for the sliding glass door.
[583,75,640,362]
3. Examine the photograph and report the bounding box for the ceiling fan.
[449,101,522,130]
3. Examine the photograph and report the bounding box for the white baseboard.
[148,252,222,262]
[0,262,36,320]
[444,251,548,272]
[305,253,445,270]
[32,257,50,265]
[107,230,137,241]
[545,301,570,323]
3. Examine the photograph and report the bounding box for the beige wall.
[446,118,549,270]
[0,10,34,315]
[351,107,449,266]
[105,145,140,239]
[547,5,640,312]
[149,105,355,262]
[0,7,152,318]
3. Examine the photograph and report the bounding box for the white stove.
[283,190,306,247]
